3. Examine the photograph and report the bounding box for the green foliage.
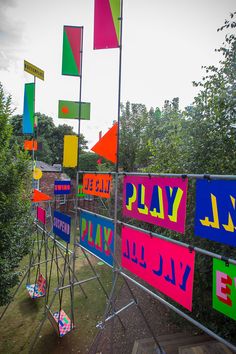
[118,13,236,342]
[0,83,33,306]
[10,113,88,165]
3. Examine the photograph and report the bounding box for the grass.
[0,231,113,354]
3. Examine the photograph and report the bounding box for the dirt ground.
[88,275,199,354]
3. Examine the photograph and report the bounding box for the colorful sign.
[24,60,44,80]
[77,184,85,197]
[33,167,43,180]
[213,258,236,320]
[32,189,52,202]
[63,135,78,168]
[195,180,236,246]
[121,226,195,311]
[53,211,71,243]
[24,140,38,151]
[91,123,117,163]
[58,100,90,120]
[54,180,71,195]
[23,83,35,134]
[79,211,114,266]
[37,206,46,225]
[94,0,120,49]
[123,176,188,233]
[83,173,112,198]
[62,26,82,76]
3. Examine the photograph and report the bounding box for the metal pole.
[120,271,236,353]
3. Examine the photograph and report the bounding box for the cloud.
[0,0,24,70]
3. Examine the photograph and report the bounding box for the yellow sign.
[63,135,78,168]
[24,60,44,80]
[33,167,43,180]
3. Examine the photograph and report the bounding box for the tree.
[10,113,88,165]
[184,12,236,174]
[0,83,32,306]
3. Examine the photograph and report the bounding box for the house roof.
[35,161,62,172]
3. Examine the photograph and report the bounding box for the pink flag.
[94,0,120,49]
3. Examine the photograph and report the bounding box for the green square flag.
[212,258,236,320]
[58,101,90,120]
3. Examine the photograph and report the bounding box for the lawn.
[0,228,113,354]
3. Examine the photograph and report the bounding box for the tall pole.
[71,26,84,328]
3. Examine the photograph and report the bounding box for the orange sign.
[83,174,112,198]
[24,140,38,151]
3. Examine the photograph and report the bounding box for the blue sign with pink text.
[195,179,236,247]
[53,210,71,243]
[54,180,71,195]
[79,211,114,266]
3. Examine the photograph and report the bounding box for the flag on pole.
[62,26,83,76]
[94,0,120,50]
[58,100,90,120]
[91,123,117,163]
[63,135,78,167]
[24,140,38,151]
[23,83,35,134]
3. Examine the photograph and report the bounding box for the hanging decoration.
[63,135,78,168]
[23,83,35,134]
[54,180,71,195]
[212,258,236,320]
[94,0,120,49]
[62,26,82,76]
[123,175,188,233]
[91,122,117,163]
[83,173,112,198]
[121,225,195,311]
[32,189,52,202]
[53,210,71,243]
[58,100,90,120]
[24,140,38,151]
[77,184,85,197]
[36,206,46,225]
[80,210,114,266]
[195,179,236,247]
[33,167,43,180]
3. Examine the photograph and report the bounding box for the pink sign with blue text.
[123,176,188,233]
[121,226,195,311]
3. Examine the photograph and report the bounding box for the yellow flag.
[63,135,78,167]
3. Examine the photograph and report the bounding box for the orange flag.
[32,189,52,202]
[24,140,38,151]
[91,123,117,163]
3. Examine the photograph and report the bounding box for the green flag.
[58,100,90,120]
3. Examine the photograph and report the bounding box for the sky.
[0,0,235,147]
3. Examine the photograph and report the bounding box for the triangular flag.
[32,189,52,202]
[91,123,117,163]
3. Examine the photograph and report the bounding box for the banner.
[195,180,236,246]
[53,211,71,243]
[54,180,71,195]
[83,173,112,198]
[23,83,35,134]
[58,100,90,120]
[121,226,195,311]
[80,211,114,266]
[37,206,46,225]
[91,123,117,163]
[63,135,78,168]
[94,0,120,49]
[123,176,188,233]
[24,60,44,80]
[24,140,38,151]
[32,189,52,202]
[213,258,236,320]
[62,26,82,76]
